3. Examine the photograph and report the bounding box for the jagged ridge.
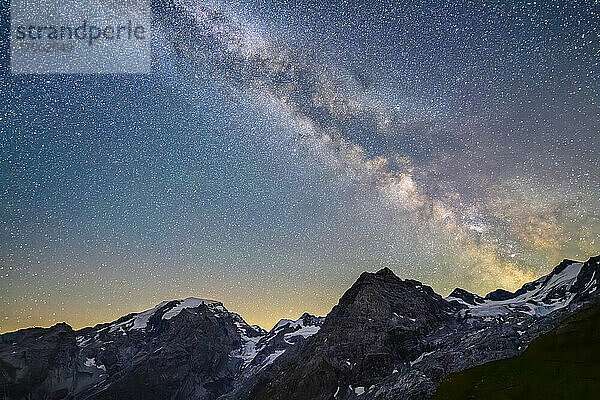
[1,256,598,400]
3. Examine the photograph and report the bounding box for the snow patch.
[410,351,434,366]
[270,314,323,342]
[84,357,106,371]
[76,336,91,347]
[259,349,285,370]
[284,325,320,339]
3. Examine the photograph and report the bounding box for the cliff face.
[239,256,600,400]
[242,268,460,400]
[0,323,79,400]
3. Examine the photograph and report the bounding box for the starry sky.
[1,0,599,333]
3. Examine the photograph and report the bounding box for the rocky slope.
[236,255,600,400]
[1,255,598,400]
[0,299,324,400]
[232,268,461,400]
[432,303,600,399]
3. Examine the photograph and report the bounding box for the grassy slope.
[432,305,600,400]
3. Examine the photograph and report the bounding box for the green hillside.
[432,305,600,400]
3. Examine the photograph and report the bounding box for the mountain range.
[1,255,598,399]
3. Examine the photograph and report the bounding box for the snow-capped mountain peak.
[272,312,325,332]
[236,312,326,376]
[107,297,224,333]
[447,257,599,319]
[3,256,598,400]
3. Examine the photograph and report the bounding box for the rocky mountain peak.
[375,266,396,278]
[350,267,399,289]
[270,313,325,334]
[337,267,455,320]
[237,255,600,400]
[484,288,515,301]
[3,255,599,400]
[552,258,578,274]
[448,288,485,306]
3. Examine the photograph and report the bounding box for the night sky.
[1,0,599,333]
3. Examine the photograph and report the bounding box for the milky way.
[1,0,598,332]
